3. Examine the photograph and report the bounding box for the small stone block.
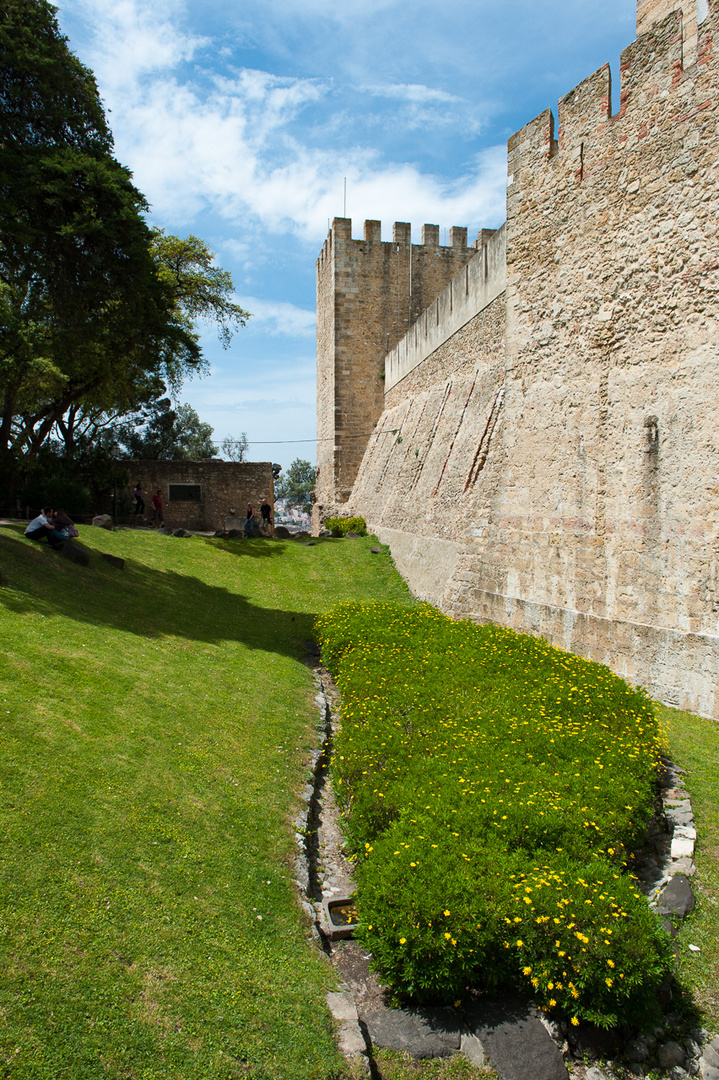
[326,992,358,1022]
[705,1045,719,1069]
[461,1032,486,1066]
[671,837,695,859]
[371,547,383,554]
[675,825,697,840]
[701,1063,719,1080]
[338,1020,367,1057]
[61,541,90,566]
[586,1069,610,1080]
[100,552,125,570]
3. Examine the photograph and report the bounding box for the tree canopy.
[274,458,315,513]
[0,0,248,496]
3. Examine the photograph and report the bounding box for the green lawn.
[0,524,412,1080]
[660,704,719,1031]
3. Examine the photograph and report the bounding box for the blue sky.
[56,0,636,471]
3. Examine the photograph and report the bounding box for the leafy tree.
[0,1,248,496]
[151,231,249,350]
[274,458,315,513]
[117,400,217,461]
[221,434,248,462]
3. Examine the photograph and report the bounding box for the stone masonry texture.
[124,460,274,532]
[314,218,475,527]
[315,0,719,720]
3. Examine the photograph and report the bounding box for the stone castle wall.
[314,219,476,522]
[323,0,719,719]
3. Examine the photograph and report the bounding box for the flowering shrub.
[315,602,672,1028]
[325,515,367,537]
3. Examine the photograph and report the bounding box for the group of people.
[132,483,164,525]
[24,508,78,549]
[244,499,273,536]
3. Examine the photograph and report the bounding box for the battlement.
[384,225,506,391]
[316,217,472,270]
[507,0,715,192]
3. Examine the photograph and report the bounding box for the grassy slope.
[660,705,719,1031]
[0,525,412,1080]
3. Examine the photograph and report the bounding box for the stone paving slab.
[463,997,569,1080]
[360,1007,461,1058]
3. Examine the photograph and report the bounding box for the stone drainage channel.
[295,662,718,1080]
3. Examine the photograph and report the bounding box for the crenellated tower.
[637,0,706,63]
[314,218,476,521]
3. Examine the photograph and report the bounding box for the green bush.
[315,602,672,1028]
[325,515,367,537]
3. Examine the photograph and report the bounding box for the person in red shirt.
[151,489,164,526]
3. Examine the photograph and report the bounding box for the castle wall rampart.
[384,226,506,392]
[313,216,477,521]
[342,0,719,718]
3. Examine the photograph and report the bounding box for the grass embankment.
[660,705,719,1031]
[0,524,411,1080]
[318,603,673,1030]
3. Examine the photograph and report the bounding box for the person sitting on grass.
[24,508,64,549]
[51,508,79,541]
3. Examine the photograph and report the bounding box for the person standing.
[151,489,164,526]
[260,498,273,535]
[244,503,255,537]
[133,482,145,520]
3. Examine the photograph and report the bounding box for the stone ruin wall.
[126,460,274,532]
[340,0,719,720]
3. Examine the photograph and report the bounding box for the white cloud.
[58,0,507,236]
[237,297,316,337]
[362,83,463,105]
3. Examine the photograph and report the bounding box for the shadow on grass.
[0,525,321,661]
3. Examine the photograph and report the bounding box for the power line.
[210,431,391,446]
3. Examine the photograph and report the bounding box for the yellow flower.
[399,938,406,945]
[522,966,532,976]
[516,939,524,947]
[571,1017,579,1026]
[605,978,613,987]
[444,932,451,940]
[444,910,451,916]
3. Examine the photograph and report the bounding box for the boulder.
[173,529,191,538]
[214,529,227,537]
[274,526,291,539]
[61,541,90,566]
[346,531,362,538]
[100,552,125,570]
[227,529,242,539]
[371,546,383,554]
[92,514,113,530]
[658,1042,686,1070]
